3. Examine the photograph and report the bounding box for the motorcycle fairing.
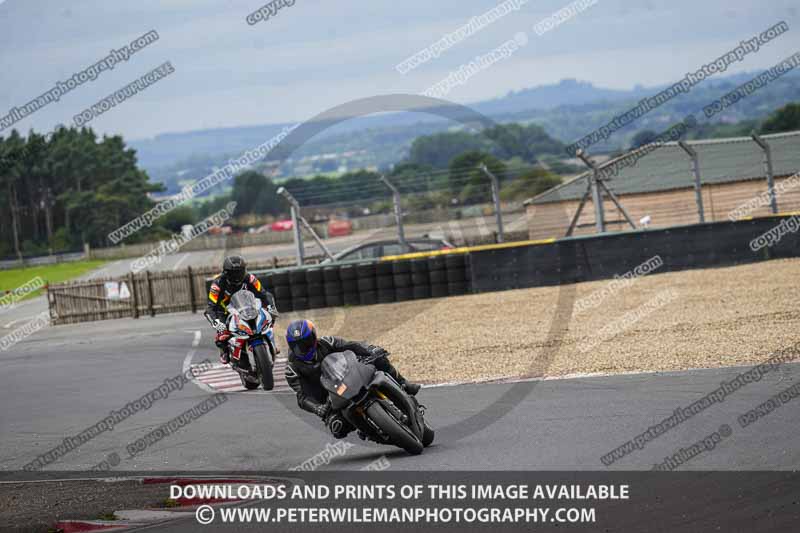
[321,350,376,401]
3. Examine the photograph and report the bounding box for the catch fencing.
[528,131,800,238]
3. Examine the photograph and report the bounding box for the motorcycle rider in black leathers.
[284,318,420,439]
[205,255,278,366]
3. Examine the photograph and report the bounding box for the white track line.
[3,317,27,329]
[171,253,189,271]
[183,330,218,393]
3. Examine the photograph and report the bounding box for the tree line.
[0,127,167,259]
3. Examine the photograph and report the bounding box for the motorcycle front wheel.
[366,402,423,455]
[252,344,274,391]
[422,420,435,447]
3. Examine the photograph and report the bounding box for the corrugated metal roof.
[529,130,800,204]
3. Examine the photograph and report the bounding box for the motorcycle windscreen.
[229,290,261,321]
[320,350,374,401]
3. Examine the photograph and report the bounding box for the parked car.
[323,238,453,263]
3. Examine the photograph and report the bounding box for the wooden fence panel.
[47,260,292,325]
[49,278,134,324]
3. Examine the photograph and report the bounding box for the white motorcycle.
[209,290,278,391]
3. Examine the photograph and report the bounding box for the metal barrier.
[470,214,800,292]
[0,252,86,271]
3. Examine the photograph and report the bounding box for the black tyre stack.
[271,270,292,313]
[322,266,343,307]
[356,262,377,305]
[375,261,396,304]
[445,253,469,296]
[256,252,471,313]
[339,264,360,306]
[410,258,432,300]
[428,255,448,298]
[289,269,308,311]
[392,259,413,302]
[305,267,326,310]
[261,272,275,303]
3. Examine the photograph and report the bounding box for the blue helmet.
[286,319,318,362]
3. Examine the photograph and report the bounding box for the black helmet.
[223,255,247,286]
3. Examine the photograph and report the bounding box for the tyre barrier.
[205,253,475,317]
[444,253,469,295]
[322,266,342,308]
[107,215,800,324]
[201,209,795,316]
[239,253,474,314]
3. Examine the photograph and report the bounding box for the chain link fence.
[527,131,800,239]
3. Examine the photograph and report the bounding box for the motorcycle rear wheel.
[253,344,274,391]
[366,402,423,455]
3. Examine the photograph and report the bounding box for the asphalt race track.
[2,310,799,473]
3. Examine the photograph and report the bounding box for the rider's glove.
[214,331,231,348]
[311,402,331,419]
[213,319,226,333]
[267,304,279,319]
[368,345,390,361]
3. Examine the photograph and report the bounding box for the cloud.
[0,0,797,139]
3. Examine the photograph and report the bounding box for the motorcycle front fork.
[343,404,379,440]
[228,339,253,372]
[232,338,277,374]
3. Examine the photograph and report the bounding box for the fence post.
[46,284,56,323]
[277,187,305,266]
[187,266,197,313]
[379,175,408,250]
[145,270,155,317]
[277,187,336,264]
[576,150,606,233]
[129,272,139,319]
[678,141,705,223]
[751,132,778,214]
[289,203,304,266]
[479,164,504,243]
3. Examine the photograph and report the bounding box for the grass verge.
[0,260,107,302]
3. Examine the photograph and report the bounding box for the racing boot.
[376,359,421,396]
[402,381,421,396]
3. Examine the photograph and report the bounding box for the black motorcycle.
[320,350,434,455]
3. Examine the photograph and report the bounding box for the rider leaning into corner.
[205,255,278,365]
[284,318,421,440]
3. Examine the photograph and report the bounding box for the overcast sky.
[0,0,797,140]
